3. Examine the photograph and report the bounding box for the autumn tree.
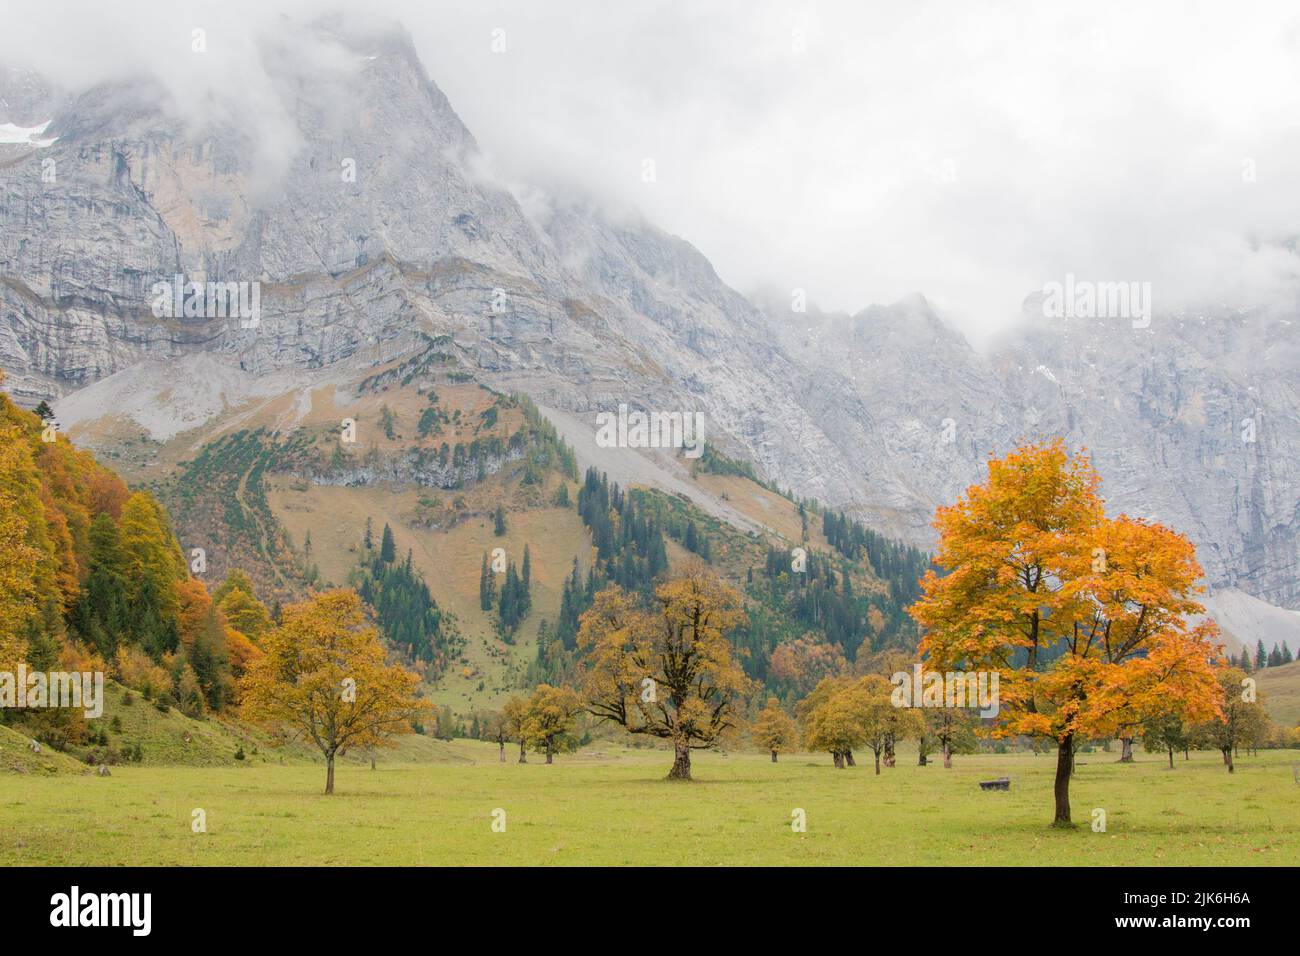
[216,571,272,642]
[923,706,978,768]
[480,710,509,762]
[118,492,188,656]
[801,678,864,768]
[1196,667,1269,773]
[0,424,44,660]
[240,589,430,793]
[502,694,531,763]
[578,565,751,780]
[522,683,583,763]
[868,676,925,773]
[910,440,1223,825]
[797,676,856,766]
[751,697,798,762]
[802,675,914,773]
[176,578,232,710]
[769,633,848,696]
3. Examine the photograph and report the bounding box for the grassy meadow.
[1,741,1296,866]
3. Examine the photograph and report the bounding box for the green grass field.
[2,742,1296,866]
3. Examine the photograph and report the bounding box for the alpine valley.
[2,15,1297,720]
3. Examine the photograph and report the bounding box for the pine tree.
[479,552,495,611]
[1255,639,1267,669]
[380,523,396,563]
[493,506,507,536]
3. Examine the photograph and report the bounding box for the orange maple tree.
[910,439,1223,825]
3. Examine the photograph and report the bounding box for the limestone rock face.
[1,19,1296,618]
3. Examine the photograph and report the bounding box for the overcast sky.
[4,0,1300,343]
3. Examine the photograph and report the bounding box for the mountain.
[1,15,1296,656]
[766,296,1300,616]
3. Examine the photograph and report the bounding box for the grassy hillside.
[0,724,88,776]
[60,348,932,717]
[1256,660,1300,728]
[6,681,473,773]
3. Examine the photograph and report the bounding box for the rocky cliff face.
[771,299,1300,611]
[1,17,1296,617]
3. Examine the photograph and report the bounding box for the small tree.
[502,694,530,763]
[1196,667,1270,772]
[797,676,854,766]
[924,707,978,768]
[751,697,798,762]
[523,684,582,764]
[240,589,430,793]
[1142,712,1189,769]
[579,565,751,780]
[802,675,914,774]
[803,683,867,769]
[481,710,508,762]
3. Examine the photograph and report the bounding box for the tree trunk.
[770,750,778,763]
[370,751,376,770]
[1119,737,1133,762]
[325,753,335,795]
[1167,746,1174,769]
[874,750,881,775]
[832,751,844,769]
[1183,747,1190,760]
[498,741,505,762]
[667,739,691,780]
[844,749,856,767]
[518,740,527,764]
[545,739,554,765]
[1053,735,1073,826]
[918,750,927,766]
[943,743,952,769]
[1222,747,1234,773]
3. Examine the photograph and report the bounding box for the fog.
[4,0,1299,342]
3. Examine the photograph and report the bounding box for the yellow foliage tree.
[240,589,430,793]
[522,683,583,763]
[118,492,187,617]
[502,694,531,763]
[910,440,1223,825]
[751,697,798,762]
[578,565,751,780]
[1196,667,1271,772]
[802,675,920,773]
[215,571,272,643]
[0,428,43,663]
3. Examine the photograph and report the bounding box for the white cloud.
[4,0,1299,342]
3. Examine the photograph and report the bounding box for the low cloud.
[4,0,1299,342]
